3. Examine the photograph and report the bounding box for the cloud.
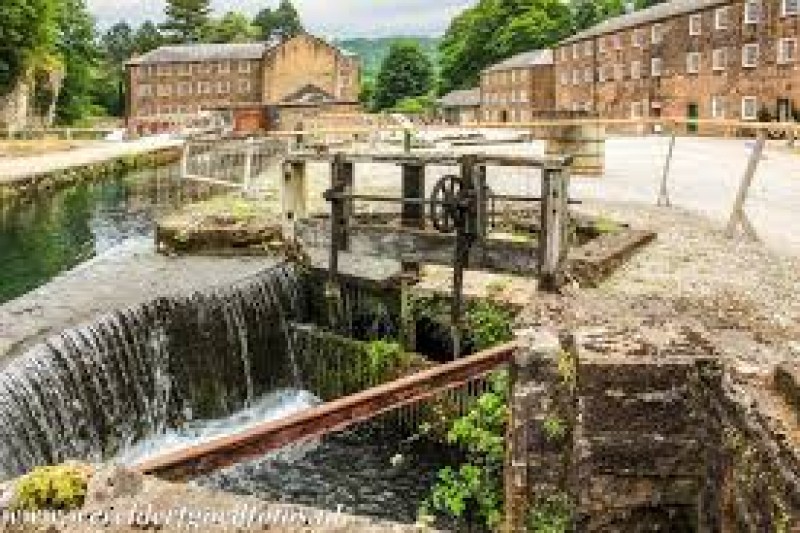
[86,0,474,36]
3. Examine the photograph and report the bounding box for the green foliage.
[358,78,375,109]
[438,0,572,95]
[334,37,440,81]
[527,493,573,533]
[0,0,59,95]
[392,95,436,115]
[465,300,514,352]
[132,21,164,55]
[206,12,259,43]
[254,0,304,41]
[161,0,212,43]
[373,41,434,111]
[422,370,509,530]
[13,465,89,511]
[55,0,98,124]
[365,339,404,378]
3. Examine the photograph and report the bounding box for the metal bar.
[657,133,676,207]
[725,131,765,240]
[135,341,518,481]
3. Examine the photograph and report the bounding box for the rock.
[85,464,144,505]
[0,482,15,511]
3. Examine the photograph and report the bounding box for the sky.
[86,0,474,37]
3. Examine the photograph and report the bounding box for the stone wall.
[0,79,30,132]
[508,326,800,531]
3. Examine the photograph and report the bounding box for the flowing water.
[0,164,214,304]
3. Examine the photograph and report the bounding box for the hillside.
[334,37,440,80]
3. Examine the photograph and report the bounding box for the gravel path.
[518,200,800,368]
[0,136,183,182]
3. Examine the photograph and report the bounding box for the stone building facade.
[125,34,361,134]
[439,88,481,124]
[554,0,800,124]
[480,49,556,123]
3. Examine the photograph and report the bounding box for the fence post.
[539,163,570,292]
[179,142,189,179]
[657,129,676,207]
[242,138,255,195]
[403,128,412,153]
[281,160,307,239]
[725,129,765,241]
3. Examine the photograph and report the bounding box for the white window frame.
[560,71,569,86]
[599,37,606,54]
[217,80,230,94]
[651,57,663,77]
[711,96,725,119]
[137,84,152,98]
[712,48,727,70]
[584,67,593,83]
[778,38,798,63]
[572,44,579,59]
[782,0,799,16]
[218,61,231,74]
[157,64,172,76]
[686,52,701,73]
[614,34,622,50]
[631,60,642,80]
[177,81,192,95]
[200,63,212,75]
[715,7,730,29]
[652,23,663,44]
[689,13,702,35]
[157,84,172,97]
[598,66,607,83]
[238,61,252,74]
[633,28,645,47]
[572,69,580,86]
[584,40,593,57]
[741,96,758,120]
[742,43,759,67]
[615,63,625,81]
[631,101,644,119]
[744,0,761,23]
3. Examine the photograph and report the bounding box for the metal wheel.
[429,174,464,233]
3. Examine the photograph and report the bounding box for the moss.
[557,350,577,393]
[592,216,623,235]
[527,493,573,533]
[13,464,91,511]
[543,415,567,443]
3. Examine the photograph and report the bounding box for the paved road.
[0,136,183,182]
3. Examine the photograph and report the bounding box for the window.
[572,69,580,85]
[177,81,192,95]
[157,84,172,97]
[598,66,607,83]
[783,0,799,15]
[218,61,230,74]
[157,64,172,76]
[631,101,644,119]
[715,7,730,29]
[633,28,645,47]
[137,84,152,98]
[560,71,569,86]
[712,48,727,70]
[584,67,593,83]
[742,44,759,67]
[178,63,191,75]
[613,34,622,49]
[146,65,157,77]
[652,23,663,44]
[711,96,726,118]
[572,44,579,59]
[197,81,212,94]
[651,57,663,77]
[744,0,761,23]
[217,80,230,94]
[584,40,593,56]
[631,60,642,79]
[614,63,625,81]
[560,47,568,61]
[741,96,758,120]
[778,38,798,63]
[686,52,701,73]
[520,90,529,103]
[689,13,702,35]
[599,37,606,54]
[238,61,252,74]
[238,80,251,93]
[200,63,212,74]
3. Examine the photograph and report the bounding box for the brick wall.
[480,65,556,123]
[555,0,800,123]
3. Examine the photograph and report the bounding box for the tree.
[132,21,163,54]
[570,0,626,31]
[161,0,211,43]
[207,12,259,43]
[372,41,434,112]
[0,0,59,97]
[54,0,97,124]
[254,0,304,40]
[438,0,572,95]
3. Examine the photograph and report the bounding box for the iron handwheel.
[429,174,466,233]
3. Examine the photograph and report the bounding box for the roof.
[127,42,273,65]
[560,0,729,44]
[483,49,554,73]
[439,88,481,108]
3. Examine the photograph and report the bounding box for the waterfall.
[0,263,303,481]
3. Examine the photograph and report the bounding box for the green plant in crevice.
[527,493,573,533]
[543,415,567,443]
[420,370,509,531]
[464,300,514,353]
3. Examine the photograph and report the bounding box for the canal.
[0,164,210,304]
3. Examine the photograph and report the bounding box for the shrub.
[13,464,91,511]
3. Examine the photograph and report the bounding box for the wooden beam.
[135,341,518,481]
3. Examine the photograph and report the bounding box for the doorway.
[687,103,699,133]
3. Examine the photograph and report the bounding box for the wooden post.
[475,164,489,239]
[403,129,412,153]
[281,160,307,238]
[179,142,189,179]
[401,162,425,277]
[539,164,570,291]
[657,131,676,207]
[725,129,765,241]
[242,138,255,195]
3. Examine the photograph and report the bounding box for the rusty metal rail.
[135,341,518,481]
